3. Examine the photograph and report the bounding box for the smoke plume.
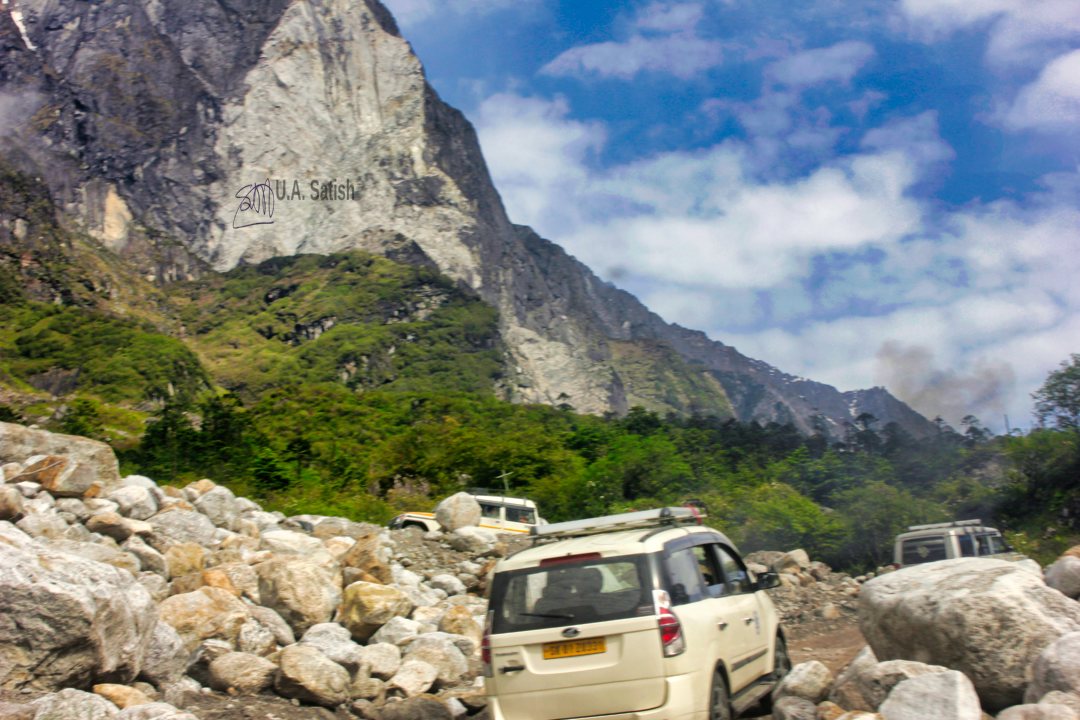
[874,341,1016,430]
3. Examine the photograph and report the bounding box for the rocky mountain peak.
[0,0,935,436]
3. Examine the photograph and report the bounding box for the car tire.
[757,634,791,713]
[709,670,733,720]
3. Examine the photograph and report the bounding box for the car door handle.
[718,621,728,631]
[500,665,525,674]
[743,617,755,625]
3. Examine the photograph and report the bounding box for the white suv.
[483,507,789,720]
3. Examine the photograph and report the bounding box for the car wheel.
[709,670,733,720]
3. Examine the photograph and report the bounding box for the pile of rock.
[747,549,863,625]
[0,422,498,720]
[771,551,1080,720]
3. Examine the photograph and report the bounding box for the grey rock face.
[1046,557,1080,600]
[30,688,118,720]
[275,644,350,708]
[772,660,833,704]
[434,493,481,532]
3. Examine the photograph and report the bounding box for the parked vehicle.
[483,507,789,720]
[893,519,1027,567]
[388,494,543,534]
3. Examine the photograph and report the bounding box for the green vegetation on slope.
[172,253,504,398]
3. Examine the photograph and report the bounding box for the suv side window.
[957,534,976,557]
[692,545,725,598]
[715,545,752,595]
[480,503,501,520]
[666,548,707,605]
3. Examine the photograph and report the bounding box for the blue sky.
[383,0,1080,431]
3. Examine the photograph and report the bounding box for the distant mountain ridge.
[0,0,935,438]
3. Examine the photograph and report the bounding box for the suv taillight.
[481,610,493,677]
[653,589,685,657]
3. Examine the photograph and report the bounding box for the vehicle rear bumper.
[487,673,703,720]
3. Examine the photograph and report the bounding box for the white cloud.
[474,86,1080,429]
[765,41,876,88]
[898,0,1080,68]
[1000,49,1080,130]
[860,111,955,165]
[540,2,723,79]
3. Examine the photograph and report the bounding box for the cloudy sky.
[383,0,1080,432]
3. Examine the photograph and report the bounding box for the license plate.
[542,637,606,659]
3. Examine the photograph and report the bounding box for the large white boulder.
[255,556,342,635]
[860,558,1080,711]
[772,660,833,703]
[0,522,157,691]
[0,422,121,487]
[434,493,481,532]
[878,670,982,720]
[337,581,414,642]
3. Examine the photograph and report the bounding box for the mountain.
[0,0,934,438]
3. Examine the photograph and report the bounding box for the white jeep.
[388,494,543,535]
[483,507,789,720]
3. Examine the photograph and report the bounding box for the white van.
[483,507,789,720]
[893,519,1026,567]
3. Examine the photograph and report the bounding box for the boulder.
[192,486,238,527]
[0,423,120,486]
[434,493,481,532]
[771,695,817,720]
[275,644,350,708]
[204,562,259,603]
[0,486,25,521]
[87,512,150,543]
[877,670,982,720]
[157,586,250,653]
[93,683,154,709]
[338,581,414,642]
[371,616,424,646]
[248,605,296,646]
[447,526,499,554]
[1025,631,1080,702]
[107,486,159,521]
[859,559,1080,711]
[388,660,438,697]
[774,549,812,574]
[1037,690,1080,713]
[300,622,367,672]
[207,651,277,694]
[146,509,217,551]
[830,653,949,712]
[256,557,342,635]
[439,606,481,649]
[773,660,834,703]
[0,522,156,691]
[1046,557,1080,600]
[30,688,119,719]
[122,537,167,575]
[428,574,466,597]
[137,621,189,687]
[361,643,403,679]
[341,528,393,583]
[236,618,278,656]
[998,703,1078,720]
[402,634,469,685]
[259,529,324,556]
[162,543,206,579]
[113,701,198,719]
[380,696,452,720]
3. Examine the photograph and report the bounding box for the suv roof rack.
[530,506,703,541]
[904,519,983,531]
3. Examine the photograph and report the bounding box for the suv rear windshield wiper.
[517,612,575,619]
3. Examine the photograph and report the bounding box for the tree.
[1033,354,1080,430]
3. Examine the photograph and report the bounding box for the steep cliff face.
[0,0,934,437]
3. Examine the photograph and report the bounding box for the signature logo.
[232,179,275,229]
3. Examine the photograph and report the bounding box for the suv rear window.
[902,535,947,564]
[490,555,653,633]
